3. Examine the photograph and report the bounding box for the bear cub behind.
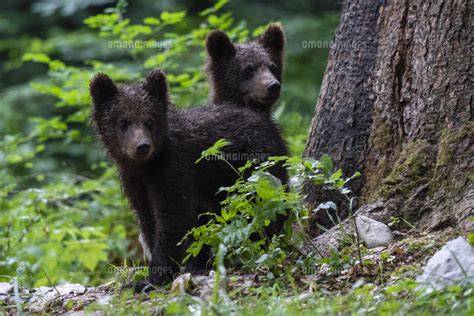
[205,23,286,114]
[90,69,288,292]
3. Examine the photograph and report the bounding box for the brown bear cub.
[90,69,288,292]
[205,23,286,115]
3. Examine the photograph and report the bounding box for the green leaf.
[199,0,229,16]
[143,17,161,25]
[84,13,120,29]
[252,24,268,37]
[316,201,337,211]
[195,139,230,163]
[77,242,109,271]
[143,54,167,68]
[160,11,186,25]
[319,154,333,177]
[255,254,269,264]
[35,144,45,153]
[22,53,51,64]
[467,233,474,245]
[335,179,346,190]
[6,154,23,164]
[255,178,278,200]
[329,169,343,181]
[207,13,233,29]
[380,250,391,261]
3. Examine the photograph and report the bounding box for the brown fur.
[90,69,289,292]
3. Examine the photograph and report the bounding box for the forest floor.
[1,228,473,315]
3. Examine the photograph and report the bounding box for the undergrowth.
[180,139,361,278]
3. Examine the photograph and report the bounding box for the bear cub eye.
[243,64,257,78]
[145,119,155,130]
[268,63,277,73]
[119,119,129,132]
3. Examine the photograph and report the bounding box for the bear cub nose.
[136,143,151,156]
[267,81,281,93]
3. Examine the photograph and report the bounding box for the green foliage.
[468,234,474,246]
[0,164,131,286]
[85,277,474,315]
[195,138,231,164]
[183,141,359,278]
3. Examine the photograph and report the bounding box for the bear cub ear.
[205,30,236,61]
[259,23,285,57]
[90,73,118,105]
[143,68,169,100]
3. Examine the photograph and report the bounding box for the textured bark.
[305,0,473,234]
[365,0,473,231]
[303,0,384,232]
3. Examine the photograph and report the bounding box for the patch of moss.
[391,264,421,277]
[377,141,433,199]
[430,123,473,195]
[435,124,472,168]
[363,110,400,200]
[405,239,428,254]
[371,121,395,152]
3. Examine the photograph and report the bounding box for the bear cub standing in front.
[90,69,288,293]
[205,23,285,114]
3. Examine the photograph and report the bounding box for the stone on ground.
[417,236,474,289]
[356,215,394,248]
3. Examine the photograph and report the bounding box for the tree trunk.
[304,0,473,234]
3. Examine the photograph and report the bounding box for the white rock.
[27,283,87,313]
[355,215,394,248]
[417,236,474,290]
[352,278,366,289]
[170,273,195,294]
[96,294,113,306]
[284,292,312,304]
[0,282,13,295]
[199,270,220,300]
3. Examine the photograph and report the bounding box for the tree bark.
[303,0,384,233]
[304,0,473,234]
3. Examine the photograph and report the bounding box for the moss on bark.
[431,124,473,195]
[376,141,432,199]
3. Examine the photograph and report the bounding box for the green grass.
[84,277,473,315]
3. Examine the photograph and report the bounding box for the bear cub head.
[90,69,169,166]
[206,23,285,113]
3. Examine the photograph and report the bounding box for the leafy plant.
[182,140,360,278]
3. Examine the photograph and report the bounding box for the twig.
[13,277,23,315]
[41,267,60,295]
[347,196,363,266]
